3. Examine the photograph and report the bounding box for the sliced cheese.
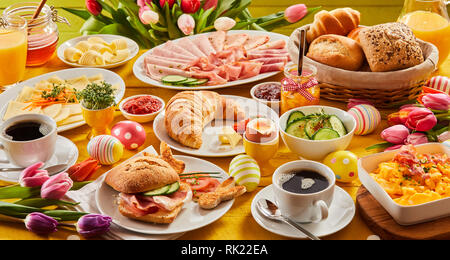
[57,114,84,126]
[218,126,242,148]
[15,86,41,102]
[42,104,62,119]
[3,101,42,121]
[53,106,71,123]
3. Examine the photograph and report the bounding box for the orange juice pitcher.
[398,0,450,65]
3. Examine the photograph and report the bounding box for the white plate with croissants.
[96,143,239,235]
[153,91,279,157]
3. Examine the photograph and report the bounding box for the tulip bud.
[85,0,102,16]
[285,4,308,23]
[76,214,112,238]
[178,14,196,35]
[19,162,50,188]
[139,7,159,25]
[203,0,218,10]
[422,93,450,111]
[405,133,429,145]
[405,107,437,132]
[159,0,175,9]
[381,125,410,144]
[214,17,236,32]
[438,131,450,142]
[25,213,58,235]
[181,0,201,14]
[387,105,417,126]
[41,172,73,200]
[137,0,152,8]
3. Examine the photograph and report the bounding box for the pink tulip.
[438,131,450,142]
[285,4,308,23]
[384,144,404,152]
[405,107,437,132]
[177,14,195,35]
[203,0,218,10]
[139,6,159,25]
[137,0,152,7]
[181,0,201,14]
[422,93,450,111]
[159,0,175,9]
[41,172,73,200]
[85,0,102,16]
[381,125,410,144]
[405,133,429,145]
[347,99,373,110]
[19,162,50,188]
[387,105,418,126]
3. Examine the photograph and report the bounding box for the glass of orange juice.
[398,0,450,66]
[0,15,27,89]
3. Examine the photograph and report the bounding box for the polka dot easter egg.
[348,104,381,136]
[111,121,146,150]
[229,155,261,192]
[87,135,124,165]
[323,151,358,183]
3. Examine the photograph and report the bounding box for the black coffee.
[4,121,47,141]
[281,170,329,194]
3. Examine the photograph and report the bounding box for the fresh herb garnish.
[76,81,116,110]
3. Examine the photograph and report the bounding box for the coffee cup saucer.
[251,185,355,239]
[0,136,78,183]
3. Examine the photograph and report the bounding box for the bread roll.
[359,22,424,72]
[307,34,365,71]
[307,8,360,43]
[347,27,363,43]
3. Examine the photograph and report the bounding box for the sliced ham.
[247,53,290,60]
[144,55,193,65]
[248,49,288,55]
[215,46,246,64]
[260,62,286,73]
[177,38,207,58]
[208,31,226,52]
[146,64,190,81]
[224,33,249,49]
[144,57,190,70]
[251,57,289,65]
[151,47,197,61]
[244,35,270,50]
[192,35,217,56]
[236,61,263,79]
[255,39,286,50]
[189,68,227,85]
[163,41,198,59]
[216,64,242,81]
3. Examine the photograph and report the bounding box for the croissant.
[307,8,360,43]
[164,91,246,149]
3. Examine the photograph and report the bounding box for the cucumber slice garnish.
[312,128,340,140]
[143,184,170,196]
[186,78,208,86]
[287,111,306,125]
[165,182,180,195]
[162,75,188,84]
[329,115,347,137]
[177,78,198,85]
[286,118,309,139]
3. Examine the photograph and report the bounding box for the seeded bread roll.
[307,34,365,71]
[359,22,424,72]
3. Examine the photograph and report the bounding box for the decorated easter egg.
[111,121,146,150]
[87,135,124,165]
[229,154,261,192]
[323,151,358,183]
[427,76,450,94]
[348,104,381,136]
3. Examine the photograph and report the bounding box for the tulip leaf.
[97,0,118,16]
[0,185,40,200]
[212,0,238,21]
[70,181,92,191]
[80,16,107,34]
[62,8,92,20]
[14,198,80,208]
[196,7,215,34]
[365,142,394,151]
[164,3,182,39]
[43,210,88,221]
[0,201,44,214]
[221,0,252,19]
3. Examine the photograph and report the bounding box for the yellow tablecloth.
[0,52,448,240]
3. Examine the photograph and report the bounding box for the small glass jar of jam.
[4,3,69,66]
[280,63,320,115]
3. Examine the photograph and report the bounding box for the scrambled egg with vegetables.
[370,145,450,206]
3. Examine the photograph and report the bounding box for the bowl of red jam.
[119,94,165,123]
[250,82,281,114]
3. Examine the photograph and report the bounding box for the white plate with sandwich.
[95,143,237,235]
[153,93,279,158]
[0,68,125,133]
[133,30,290,90]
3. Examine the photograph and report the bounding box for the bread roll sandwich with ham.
[105,143,192,224]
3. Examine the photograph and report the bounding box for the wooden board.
[356,186,450,240]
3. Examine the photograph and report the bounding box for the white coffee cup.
[272,160,335,223]
[0,114,57,167]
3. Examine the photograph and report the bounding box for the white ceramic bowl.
[279,106,356,161]
[119,95,165,123]
[250,82,281,114]
[358,143,450,225]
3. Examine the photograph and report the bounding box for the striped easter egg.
[229,154,261,192]
[87,135,124,165]
[348,104,381,136]
[427,76,450,94]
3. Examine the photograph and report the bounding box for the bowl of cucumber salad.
[279,106,356,161]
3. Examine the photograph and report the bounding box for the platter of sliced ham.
[133,30,291,90]
[96,149,232,235]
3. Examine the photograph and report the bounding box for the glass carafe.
[398,0,450,65]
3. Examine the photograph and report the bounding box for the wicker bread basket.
[288,25,439,108]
